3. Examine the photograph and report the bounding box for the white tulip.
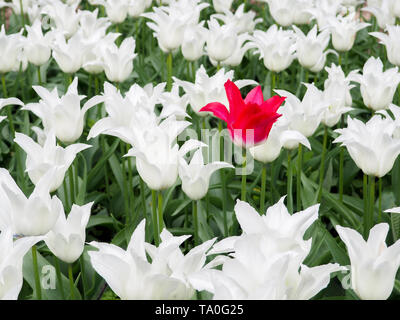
[159,84,189,120]
[0,26,25,74]
[328,12,370,52]
[45,202,92,263]
[293,25,333,71]
[275,84,328,138]
[24,77,104,143]
[51,32,90,74]
[212,0,233,13]
[88,81,165,141]
[334,115,400,177]
[124,117,205,190]
[322,64,355,127]
[251,25,296,73]
[190,198,343,300]
[263,0,313,26]
[215,33,254,67]
[371,25,400,67]
[205,18,238,63]
[309,0,343,30]
[0,228,42,300]
[89,219,217,299]
[181,22,207,61]
[90,0,129,23]
[42,1,81,38]
[337,223,400,300]
[173,65,256,115]
[101,37,137,83]
[212,4,262,34]
[0,98,24,125]
[14,131,91,192]
[351,57,400,111]
[179,148,233,200]
[24,19,54,66]
[0,169,61,236]
[362,0,396,29]
[377,104,400,139]
[78,8,112,42]
[128,0,147,17]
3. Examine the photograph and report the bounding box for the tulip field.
[2,0,400,302]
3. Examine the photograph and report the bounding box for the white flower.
[212,4,262,34]
[0,228,42,300]
[293,25,333,72]
[24,19,54,66]
[205,18,238,63]
[78,8,112,42]
[362,0,396,29]
[42,1,81,38]
[51,32,90,74]
[337,223,400,300]
[322,64,355,127]
[124,117,205,190]
[45,202,92,263]
[88,81,165,141]
[128,0,147,17]
[0,26,24,73]
[334,115,400,177]
[190,198,342,300]
[215,33,253,67]
[309,0,343,30]
[251,25,296,73]
[351,57,400,111]
[212,0,233,13]
[90,0,129,23]
[100,37,137,83]
[159,84,189,120]
[377,104,400,139]
[173,65,256,115]
[24,77,104,143]
[0,169,61,236]
[264,0,313,26]
[328,12,370,52]
[143,2,207,53]
[14,131,91,192]
[89,219,217,299]
[275,84,328,138]
[371,25,400,67]
[179,148,233,200]
[181,22,207,61]
[250,125,311,163]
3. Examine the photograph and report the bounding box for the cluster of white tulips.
[1,0,400,302]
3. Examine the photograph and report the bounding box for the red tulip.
[199,79,285,147]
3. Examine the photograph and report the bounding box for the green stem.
[68,164,75,208]
[166,52,172,91]
[192,200,199,246]
[54,257,65,300]
[296,144,302,211]
[368,175,375,234]
[63,178,70,210]
[37,66,42,85]
[126,143,135,223]
[270,71,275,98]
[68,264,75,300]
[19,0,25,27]
[339,147,344,203]
[378,177,382,223]
[241,148,247,201]
[158,191,164,233]
[32,246,42,300]
[287,150,293,214]
[363,174,368,239]
[217,62,221,71]
[152,190,159,246]
[120,143,130,221]
[140,178,147,217]
[260,164,267,214]
[318,126,328,202]
[218,121,228,236]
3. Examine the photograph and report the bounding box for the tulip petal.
[244,86,263,105]
[224,79,244,120]
[200,102,229,123]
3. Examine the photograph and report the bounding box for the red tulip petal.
[261,95,286,114]
[224,79,244,120]
[244,86,263,105]
[199,102,230,123]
